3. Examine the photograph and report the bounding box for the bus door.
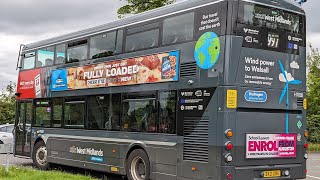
[15,100,32,157]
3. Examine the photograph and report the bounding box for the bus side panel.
[42,130,178,178]
[47,137,123,174]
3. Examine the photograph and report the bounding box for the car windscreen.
[6,126,14,133]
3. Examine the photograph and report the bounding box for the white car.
[0,124,14,153]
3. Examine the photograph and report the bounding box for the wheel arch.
[34,137,44,146]
[124,141,150,173]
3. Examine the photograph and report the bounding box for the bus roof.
[22,0,304,52]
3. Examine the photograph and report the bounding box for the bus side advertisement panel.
[17,69,42,99]
[246,134,297,159]
[51,51,179,91]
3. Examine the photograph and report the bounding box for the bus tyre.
[33,141,49,170]
[126,149,150,180]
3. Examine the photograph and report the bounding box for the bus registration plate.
[263,170,281,178]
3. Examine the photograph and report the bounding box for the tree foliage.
[117,0,175,18]
[0,81,16,124]
[306,45,320,143]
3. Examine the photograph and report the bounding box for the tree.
[0,81,16,124]
[306,45,320,143]
[117,0,175,18]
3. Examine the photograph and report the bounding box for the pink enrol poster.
[246,134,296,159]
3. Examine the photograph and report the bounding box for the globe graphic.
[194,32,220,69]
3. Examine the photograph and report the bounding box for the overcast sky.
[0,0,318,89]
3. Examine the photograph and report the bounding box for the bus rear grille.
[297,98,303,107]
[183,117,209,162]
[180,62,197,77]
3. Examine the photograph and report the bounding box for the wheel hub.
[131,156,146,180]
[36,146,47,165]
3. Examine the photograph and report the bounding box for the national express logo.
[194,32,220,69]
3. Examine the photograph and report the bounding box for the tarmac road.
[0,153,319,180]
[307,153,320,180]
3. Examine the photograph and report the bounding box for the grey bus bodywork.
[15,0,307,179]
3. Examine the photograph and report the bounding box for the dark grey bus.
[14,0,308,179]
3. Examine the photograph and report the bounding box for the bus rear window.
[237,3,305,54]
[242,4,302,34]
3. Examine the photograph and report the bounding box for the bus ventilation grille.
[183,117,209,162]
[180,62,197,77]
[297,98,303,107]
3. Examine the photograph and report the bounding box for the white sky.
[0,0,318,88]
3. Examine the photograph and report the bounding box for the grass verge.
[0,166,96,180]
[308,143,320,152]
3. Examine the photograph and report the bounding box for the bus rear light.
[304,131,309,138]
[304,169,308,174]
[226,173,232,179]
[304,143,308,149]
[225,153,233,163]
[304,153,308,159]
[225,129,233,138]
[225,142,233,151]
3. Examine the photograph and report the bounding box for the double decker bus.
[14,0,307,179]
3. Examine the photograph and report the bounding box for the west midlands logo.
[278,60,302,134]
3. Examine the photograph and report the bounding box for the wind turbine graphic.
[278,60,302,134]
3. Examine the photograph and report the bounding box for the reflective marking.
[227,90,237,109]
[307,175,320,179]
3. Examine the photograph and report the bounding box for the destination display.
[246,134,297,159]
[244,4,301,33]
[51,51,179,91]
[238,4,305,54]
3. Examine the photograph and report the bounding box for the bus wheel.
[33,141,49,170]
[126,149,150,180]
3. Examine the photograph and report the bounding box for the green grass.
[0,166,96,180]
[308,143,320,152]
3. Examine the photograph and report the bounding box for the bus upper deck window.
[55,44,66,65]
[125,29,159,52]
[36,46,54,67]
[115,30,123,54]
[67,39,88,63]
[90,31,117,59]
[22,52,35,70]
[163,12,195,45]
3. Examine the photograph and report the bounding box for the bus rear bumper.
[221,164,306,180]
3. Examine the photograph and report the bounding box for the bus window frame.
[54,44,66,65]
[66,39,89,63]
[52,98,63,128]
[36,46,55,68]
[86,94,122,131]
[162,11,196,46]
[21,52,36,70]
[63,97,86,129]
[124,20,161,53]
[158,90,178,134]
[89,30,118,59]
[33,99,52,128]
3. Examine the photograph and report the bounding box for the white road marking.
[307,175,320,179]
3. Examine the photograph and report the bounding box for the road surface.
[0,153,319,179]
